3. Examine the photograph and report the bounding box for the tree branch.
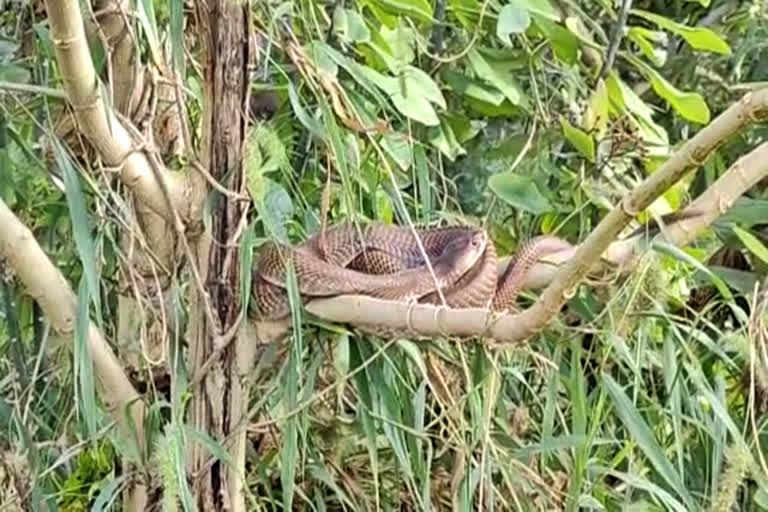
[44,0,188,224]
[598,0,632,80]
[0,198,147,486]
[287,90,768,343]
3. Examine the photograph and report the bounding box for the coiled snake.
[251,222,574,320]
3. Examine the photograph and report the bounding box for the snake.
[250,221,573,320]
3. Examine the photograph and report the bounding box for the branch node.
[620,196,640,217]
[433,304,449,338]
[406,300,417,333]
[52,36,79,49]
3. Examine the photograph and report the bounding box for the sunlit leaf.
[584,79,609,139]
[632,59,710,124]
[561,116,595,162]
[731,225,768,265]
[632,9,730,55]
[346,9,371,42]
[532,15,579,65]
[364,0,433,25]
[516,0,559,20]
[390,88,440,125]
[606,72,669,146]
[627,27,667,67]
[382,131,413,170]
[402,66,446,109]
[497,1,531,44]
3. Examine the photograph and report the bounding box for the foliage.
[1,0,768,510]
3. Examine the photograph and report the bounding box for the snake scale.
[251,222,573,320]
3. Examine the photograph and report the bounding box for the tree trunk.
[187,2,252,509]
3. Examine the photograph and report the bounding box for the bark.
[187,1,252,510]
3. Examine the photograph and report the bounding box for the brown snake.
[251,222,573,320]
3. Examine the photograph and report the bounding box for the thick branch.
[296,90,768,343]
[0,199,146,455]
[44,0,188,223]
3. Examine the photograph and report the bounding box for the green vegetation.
[1,0,768,509]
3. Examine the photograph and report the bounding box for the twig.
[598,0,632,80]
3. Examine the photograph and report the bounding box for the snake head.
[435,229,488,276]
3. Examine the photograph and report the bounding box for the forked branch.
[44,0,188,224]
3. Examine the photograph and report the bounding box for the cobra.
[250,222,573,320]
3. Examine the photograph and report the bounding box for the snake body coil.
[251,222,571,320]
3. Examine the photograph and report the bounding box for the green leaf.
[306,42,339,76]
[54,140,102,321]
[356,65,440,125]
[0,41,18,58]
[467,48,524,106]
[605,72,669,147]
[286,83,326,140]
[584,79,609,139]
[732,225,768,265]
[532,15,579,65]
[631,9,730,55]
[390,87,440,126]
[402,66,446,109]
[136,0,163,66]
[379,22,417,68]
[627,27,667,67]
[515,0,559,20]
[488,172,553,214]
[497,1,531,43]
[91,475,127,511]
[602,374,695,509]
[382,132,413,171]
[428,117,466,161]
[631,58,710,124]
[364,0,433,24]
[0,64,30,84]
[262,179,294,242]
[443,71,506,105]
[346,9,371,42]
[75,277,97,437]
[561,116,595,162]
[169,0,185,73]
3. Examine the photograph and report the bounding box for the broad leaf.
[488,172,553,214]
[428,117,466,161]
[632,59,710,124]
[497,1,531,44]
[632,9,730,55]
[584,79,609,139]
[382,131,413,170]
[402,66,447,109]
[467,48,524,106]
[516,0,559,21]
[627,27,667,67]
[561,116,595,162]
[532,15,579,65]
